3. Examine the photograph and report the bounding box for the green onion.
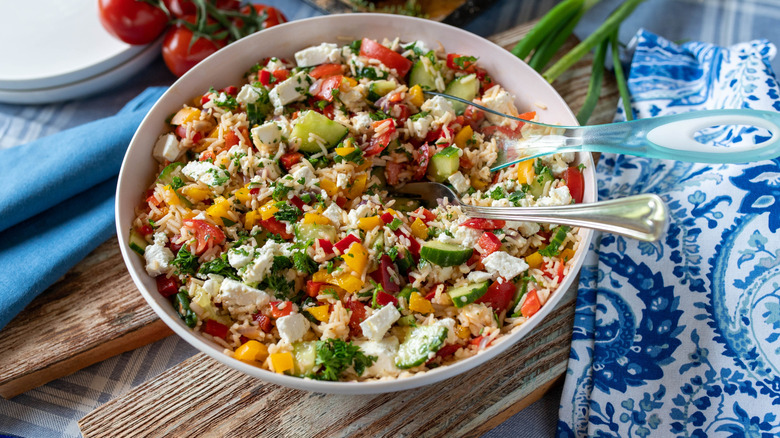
[576,37,609,125]
[527,0,599,72]
[611,30,634,121]
[511,0,584,60]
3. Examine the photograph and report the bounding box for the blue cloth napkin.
[557,30,780,436]
[0,87,167,331]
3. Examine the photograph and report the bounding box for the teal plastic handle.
[494,109,780,170]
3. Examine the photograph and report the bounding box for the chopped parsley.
[489,186,506,200]
[310,339,377,381]
[198,253,240,280]
[273,203,302,222]
[356,66,388,80]
[409,111,429,121]
[271,256,293,273]
[271,182,293,201]
[452,55,478,70]
[261,273,294,299]
[170,176,185,191]
[539,226,570,257]
[333,147,365,165]
[347,39,362,54]
[171,246,198,276]
[206,168,230,186]
[387,218,403,231]
[508,188,528,206]
[210,88,239,111]
[369,110,389,121]
[292,251,318,275]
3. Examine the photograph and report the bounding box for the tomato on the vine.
[242,4,287,28]
[98,0,169,45]
[164,0,241,18]
[162,15,227,77]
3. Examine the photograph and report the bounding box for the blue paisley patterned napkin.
[558,30,780,437]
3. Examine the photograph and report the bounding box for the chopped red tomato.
[463,104,485,129]
[345,297,368,337]
[520,289,541,318]
[427,343,461,364]
[374,290,399,307]
[259,218,293,240]
[279,151,303,171]
[469,335,488,346]
[390,103,411,124]
[425,127,443,143]
[394,230,420,256]
[225,130,240,148]
[415,207,436,224]
[270,301,294,318]
[318,238,334,254]
[563,166,585,204]
[413,145,431,180]
[380,212,395,224]
[221,85,238,96]
[175,124,203,143]
[424,289,437,301]
[476,279,515,313]
[198,150,215,162]
[306,281,327,298]
[459,155,473,170]
[385,161,403,186]
[257,69,272,86]
[272,69,290,83]
[466,251,484,270]
[202,319,229,339]
[253,313,272,332]
[378,255,400,293]
[543,260,565,282]
[309,63,344,79]
[359,38,412,76]
[183,219,226,254]
[290,196,305,210]
[364,119,397,156]
[477,232,502,256]
[462,218,506,230]
[138,224,153,236]
[446,53,477,71]
[312,75,344,101]
[156,275,180,297]
[168,235,184,254]
[334,234,360,253]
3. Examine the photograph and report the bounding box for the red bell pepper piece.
[374,290,399,307]
[334,234,360,253]
[477,232,502,257]
[476,279,516,313]
[257,69,272,86]
[259,218,293,240]
[380,212,395,224]
[520,289,541,318]
[415,207,436,224]
[306,281,327,298]
[290,196,305,210]
[345,297,368,337]
[203,319,229,339]
[279,151,303,171]
[270,301,294,318]
[379,255,400,294]
[318,238,334,254]
[461,218,506,230]
[563,166,585,204]
[253,313,272,332]
[156,275,180,297]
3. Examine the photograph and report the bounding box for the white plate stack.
[0,0,162,105]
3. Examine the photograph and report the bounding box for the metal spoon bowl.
[395,182,668,242]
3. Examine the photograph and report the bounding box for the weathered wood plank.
[79,289,576,438]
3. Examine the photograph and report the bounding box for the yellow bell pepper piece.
[319,178,339,197]
[335,146,356,156]
[517,159,535,185]
[303,212,331,225]
[332,274,363,293]
[358,216,383,231]
[234,187,252,203]
[270,352,294,374]
[307,305,330,323]
[206,197,231,226]
[560,248,576,263]
[162,186,182,206]
[470,175,488,191]
[245,209,261,230]
[259,203,279,220]
[341,77,359,88]
[454,125,473,148]
[408,84,424,107]
[181,185,212,202]
[525,251,543,270]
[410,217,429,240]
[207,127,220,138]
[344,242,368,274]
[234,340,269,364]
[455,324,471,339]
[348,174,368,200]
[313,269,332,283]
[171,107,201,125]
[385,208,397,216]
[409,292,434,314]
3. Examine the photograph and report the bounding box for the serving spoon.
[424,91,780,171]
[395,182,667,242]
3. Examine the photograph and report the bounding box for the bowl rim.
[115,12,595,394]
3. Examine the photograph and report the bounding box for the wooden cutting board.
[1,21,619,406]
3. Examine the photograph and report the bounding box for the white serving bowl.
[116,13,595,394]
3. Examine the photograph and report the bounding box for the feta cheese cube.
[482,86,520,128]
[265,57,285,71]
[241,240,292,284]
[350,112,373,132]
[294,43,342,67]
[483,251,529,280]
[144,232,173,276]
[219,278,270,309]
[537,186,573,207]
[437,317,459,344]
[269,72,311,115]
[402,40,429,54]
[228,245,255,269]
[202,277,222,296]
[506,220,540,237]
[353,337,401,378]
[321,203,344,226]
[421,95,455,119]
[360,305,401,341]
[237,84,262,105]
[152,133,183,163]
[448,171,470,194]
[467,270,495,284]
[182,161,230,192]
[291,164,316,186]
[251,121,282,146]
[336,173,349,189]
[276,313,310,343]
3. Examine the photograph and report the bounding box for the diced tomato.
[279,151,303,171]
[520,289,541,318]
[225,130,240,148]
[253,313,272,332]
[480,125,518,139]
[201,94,211,105]
[543,260,566,282]
[364,119,397,157]
[306,281,327,298]
[380,212,395,224]
[259,218,293,240]
[175,124,203,143]
[221,86,238,96]
[477,232,502,256]
[183,219,226,254]
[425,127,443,143]
[462,218,506,230]
[469,335,487,346]
[517,111,536,121]
[239,335,250,344]
[413,145,431,181]
[249,187,260,195]
[322,103,335,119]
[537,230,551,244]
[318,238,334,254]
[270,301,294,318]
[312,75,344,101]
[463,105,485,129]
[374,290,399,307]
[391,103,411,124]
[257,69,272,86]
[424,289,437,301]
[334,196,347,208]
[476,279,516,313]
[466,251,484,270]
[415,208,436,224]
[290,196,305,210]
[168,235,184,254]
[272,69,290,82]
[427,343,461,364]
[379,255,400,293]
[309,63,344,79]
[446,53,476,71]
[385,161,403,186]
[474,66,493,92]
[563,166,585,204]
[345,297,368,337]
[156,275,180,297]
[199,150,215,162]
[459,155,473,169]
[394,230,420,256]
[359,38,412,76]
[138,224,154,236]
[203,319,229,339]
[334,234,360,253]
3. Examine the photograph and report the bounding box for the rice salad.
[130,37,585,381]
